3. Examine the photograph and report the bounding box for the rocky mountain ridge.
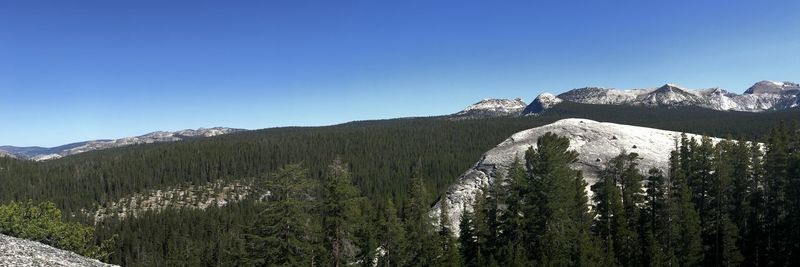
[0,127,243,161]
[522,80,800,114]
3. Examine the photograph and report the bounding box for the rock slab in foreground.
[0,234,117,267]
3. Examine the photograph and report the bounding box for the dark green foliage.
[402,164,439,266]
[642,168,674,266]
[708,140,744,265]
[523,132,597,266]
[322,158,361,266]
[669,146,705,266]
[494,158,529,266]
[94,201,260,266]
[459,193,480,267]
[376,200,406,266]
[0,201,116,261]
[591,152,643,266]
[243,164,323,266]
[436,200,461,267]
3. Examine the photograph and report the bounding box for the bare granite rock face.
[0,234,117,267]
[431,118,729,235]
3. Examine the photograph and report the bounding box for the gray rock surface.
[431,118,727,234]
[0,234,117,267]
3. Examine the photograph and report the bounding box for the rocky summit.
[431,118,728,234]
[451,98,527,118]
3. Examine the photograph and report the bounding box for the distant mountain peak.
[521,93,563,115]
[655,83,687,92]
[452,98,527,119]
[745,80,800,94]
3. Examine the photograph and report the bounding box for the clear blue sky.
[1,1,799,147]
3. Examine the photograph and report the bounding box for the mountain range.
[3,80,796,162]
[0,127,243,160]
[455,80,800,117]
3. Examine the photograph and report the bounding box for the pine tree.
[354,195,379,266]
[459,201,479,267]
[764,124,790,265]
[524,132,595,266]
[707,140,743,266]
[495,158,529,266]
[322,158,361,266]
[669,148,704,266]
[403,163,438,266]
[690,137,715,227]
[784,121,800,264]
[591,152,642,266]
[747,142,767,266]
[592,158,622,265]
[437,200,461,267]
[244,164,322,266]
[377,200,406,266]
[729,139,754,263]
[642,168,673,266]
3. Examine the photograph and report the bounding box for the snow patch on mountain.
[523,81,800,114]
[431,118,726,234]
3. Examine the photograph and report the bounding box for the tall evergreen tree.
[495,158,528,266]
[669,147,704,266]
[403,163,438,266]
[642,168,673,266]
[784,122,800,264]
[244,164,322,266]
[592,152,642,266]
[729,139,754,263]
[764,124,790,265]
[523,132,596,266]
[707,140,743,266]
[747,142,767,266]
[376,200,406,266]
[437,200,461,267]
[459,200,479,267]
[322,158,361,266]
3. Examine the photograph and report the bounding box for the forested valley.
[1,104,799,266]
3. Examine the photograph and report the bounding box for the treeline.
[0,116,562,217]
